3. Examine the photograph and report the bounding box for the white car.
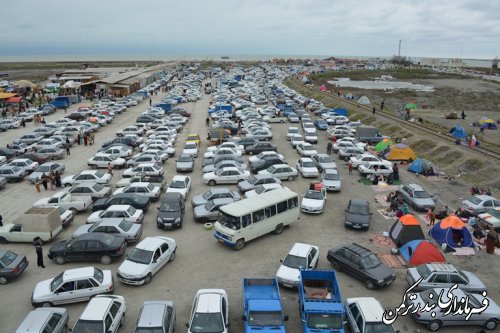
[336,137,367,150]
[71,295,126,333]
[326,115,349,125]
[203,147,242,159]
[206,142,244,152]
[258,164,298,181]
[126,153,163,167]
[350,154,387,168]
[187,289,229,333]
[248,151,284,164]
[296,142,318,157]
[286,127,300,140]
[358,161,393,176]
[302,122,317,135]
[304,132,318,144]
[101,146,133,160]
[296,157,319,178]
[338,147,365,160]
[290,134,305,148]
[322,169,342,192]
[123,163,163,178]
[333,140,364,153]
[276,243,319,288]
[203,167,251,186]
[142,143,175,157]
[67,182,112,199]
[345,297,396,333]
[113,182,162,201]
[117,236,176,285]
[301,188,327,214]
[123,133,144,144]
[87,205,144,224]
[165,175,191,200]
[7,158,38,173]
[62,170,112,187]
[182,142,199,157]
[244,183,283,198]
[116,125,143,136]
[53,118,76,126]
[87,154,126,169]
[31,267,113,307]
[72,219,143,243]
[0,118,21,129]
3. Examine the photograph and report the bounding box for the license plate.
[353,225,361,229]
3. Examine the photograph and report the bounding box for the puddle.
[327,78,434,92]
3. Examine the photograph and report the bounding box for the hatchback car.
[0,250,29,285]
[62,170,112,187]
[186,289,229,333]
[345,297,397,333]
[47,233,127,265]
[117,236,176,285]
[134,301,176,333]
[327,243,396,289]
[71,295,126,333]
[276,243,319,288]
[301,188,327,214]
[72,218,143,243]
[87,205,144,224]
[31,267,113,307]
[15,307,69,333]
[344,199,372,230]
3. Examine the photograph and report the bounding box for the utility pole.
[398,40,401,57]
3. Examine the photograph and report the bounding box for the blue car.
[314,119,329,130]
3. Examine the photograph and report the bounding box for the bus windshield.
[218,211,240,230]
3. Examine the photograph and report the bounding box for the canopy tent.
[400,240,446,266]
[374,139,393,152]
[13,80,36,88]
[357,96,370,105]
[449,125,467,139]
[62,80,81,89]
[389,214,426,247]
[429,216,474,248]
[385,144,417,161]
[405,101,417,109]
[0,92,17,99]
[408,158,430,174]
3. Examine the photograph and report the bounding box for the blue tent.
[449,125,467,139]
[429,219,474,248]
[408,158,428,174]
[333,108,348,116]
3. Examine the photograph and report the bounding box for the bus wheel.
[273,223,284,234]
[234,239,245,250]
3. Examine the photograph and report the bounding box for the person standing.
[206,116,210,127]
[348,161,353,175]
[429,208,436,226]
[65,140,71,156]
[461,110,466,120]
[41,173,48,191]
[33,237,45,268]
[107,163,113,175]
[21,118,26,127]
[35,178,41,192]
[372,107,376,116]
[77,133,81,145]
[149,98,152,106]
[326,141,333,155]
[380,100,385,111]
[485,226,499,254]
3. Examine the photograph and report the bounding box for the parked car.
[322,169,342,192]
[72,218,142,243]
[191,188,241,207]
[248,151,284,164]
[123,163,163,178]
[349,154,385,168]
[203,159,246,173]
[114,182,162,201]
[194,198,235,222]
[461,195,500,216]
[19,152,52,165]
[244,183,283,198]
[28,162,65,183]
[311,153,337,171]
[300,188,327,214]
[397,183,437,211]
[203,166,250,186]
[257,164,298,181]
[358,162,393,177]
[91,193,150,212]
[338,147,365,161]
[165,175,191,200]
[47,233,127,265]
[237,174,282,193]
[250,157,286,174]
[31,267,113,307]
[0,250,29,285]
[87,154,126,169]
[296,143,318,157]
[62,170,112,187]
[327,243,396,289]
[245,142,278,155]
[478,208,500,230]
[7,158,38,174]
[296,157,319,178]
[71,295,126,333]
[67,182,111,200]
[176,153,195,172]
[133,301,176,333]
[345,199,372,230]
[0,165,27,182]
[345,297,397,333]
[186,289,229,333]
[275,243,319,288]
[35,147,66,160]
[14,307,69,333]
[156,192,185,230]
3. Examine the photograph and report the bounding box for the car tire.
[331,261,341,271]
[100,255,112,265]
[91,164,98,170]
[364,280,375,290]
[170,251,176,262]
[55,256,65,265]
[120,313,125,327]
[208,179,216,186]
[0,277,7,285]
[248,151,254,155]
[485,319,498,330]
[0,237,7,244]
[234,239,245,251]
[273,223,284,234]
[41,302,54,308]
[427,320,442,331]
[288,176,294,181]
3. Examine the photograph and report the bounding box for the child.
[429,207,436,226]
[35,179,41,193]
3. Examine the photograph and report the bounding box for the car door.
[308,247,319,269]
[108,301,123,333]
[346,303,361,333]
[221,295,229,330]
[53,280,77,305]
[75,278,98,301]
[428,273,450,288]
[159,242,172,270]
[84,240,104,262]
[150,247,164,275]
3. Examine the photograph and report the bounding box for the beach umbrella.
[374,139,393,152]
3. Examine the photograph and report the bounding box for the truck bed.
[243,278,279,300]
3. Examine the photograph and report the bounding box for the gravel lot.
[0,85,498,333]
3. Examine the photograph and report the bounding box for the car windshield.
[319,156,332,163]
[92,183,104,191]
[0,251,16,266]
[160,201,180,212]
[324,172,339,180]
[190,313,224,333]
[416,264,432,278]
[248,311,283,327]
[57,206,67,215]
[178,155,192,162]
[127,248,153,265]
[119,220,133,231]
[303,161,316,168]
[185,143,197,149]
[248,176,258,185]
[365,322,396,333]
[467,196,483,205]
[169,180,185,189]
[205,201,216,211]
[304,146,314,151]
[304,190,324,200]
[288,129,298,134]
[486,209,500,219]
[146,183,155,191]
[361,254,381,269]
[413,190,430,199]
[94,170,105,177]
[218,211,240,230]
[93,268,104,283]
[72,320,104,333]
[255,185,267,194]
[50,272,64,291]
[307,314,343,330]
[267,166,276,173]
[349,203,369,215]
[283,254,307,269]
[202,190,213,200]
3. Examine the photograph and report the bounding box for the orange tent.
[399,214,420,225]
[440,215,465,229]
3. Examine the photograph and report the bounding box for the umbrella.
[479,117,495,125]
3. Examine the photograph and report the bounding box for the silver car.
[193,198,236,222]
[37,147,66,160]
[461,195,500,216]
[191,188,241,207]
[176,153,195,172]
[398,183,437,211]
[0,165,27,182]
[134,301,176,333]
[72,218,142,243]
[15,308,69,333]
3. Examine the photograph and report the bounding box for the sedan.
[349,154,383,168]
[327,243,396,289]
[72,218,142,243]
[300,188,327,214]
[101,145,133,159]
[203,167,250,186]
[7,158,38,173]
[203,159,246,174]
[47,233,127,265]
[176,153,194,172]
[28,162,65,183]
[117,236,176,285]
[245,142,278,155]
[296,158,319,178]
[165,175,191,200]
[126,154,163,168]
[311,153,337,171]
[276,243,319,288]
[0,165,27,182]
[247,151,284,164]
[113,182,162,201]
[62,170,112,187]
[191,188,241,207]
[344,199,372,230]
[244,183,283,198]
[194,198,236,222]
[19,152,52,165]
[182,142,199,157]
[37,147,65,160]
[257,164,298,181]
[87,154,126,169]
[67,182,111,200]
[186,289,229,333]
[6,143,33,154]
[237,174,282,193]
[322,169,342,192]
[296,143,318,157]
[91,194,150,212]
[0,118,21,129]
[461,195,500,216]
[0,250,29,285]
[123,163,163,178]
[87,204,144,224]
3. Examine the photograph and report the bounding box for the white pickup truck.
[33,191,92,214]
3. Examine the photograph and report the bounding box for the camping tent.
[408,158,430,174]
[400,240,446,266]
[385,144,417,161]
[449,125,467,139]
[429,216,474,248]
[357,96,370,105]
[481,122,498,130]
[405,101,417,109]
[319,85,328,92]
[479,117,494,125]
[333,108,348,116]
[374,139,393,152]
[389,214,426,247]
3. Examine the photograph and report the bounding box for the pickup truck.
[116,174,168,190]
[355,126,389,144]
[242,278,288,333]
[32,191,92,214]
[299,269,345,333]
[0,207,63,243]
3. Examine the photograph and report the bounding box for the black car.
[250,157,286,174]
[47,233,127,265]
[327,243,396,289]
[236,137,259,149]
[92,193,150,212]
[100,138,138,149]
[245,142,278,155]
[136,115,156,123]
[202,154,244,167]
[156,192,185,230]
[66,112,86,121]
[344,199,372,230]
[0,250,29,285]
[170,108,191,117]
[0,148,18,161]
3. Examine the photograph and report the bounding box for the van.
[134,301,176,333]
[15,308,68,333]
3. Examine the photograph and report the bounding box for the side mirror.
[284,315,289,322]
[242,315,247,321]
[185,323,189,328]
[226,323,230,327]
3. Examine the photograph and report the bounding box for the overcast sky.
[2,0,499,60]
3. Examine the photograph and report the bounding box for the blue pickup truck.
[298,269,346,333]
[242,278,288,332]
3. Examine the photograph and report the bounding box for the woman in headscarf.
[485,226,499,254]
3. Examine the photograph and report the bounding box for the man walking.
[326,140,333,155]
[65,141,71,156]
[372,107,376,116]
[33,237,45,268]
[380,100,385,111]
[206,116,210,127]
[348,161,353,175]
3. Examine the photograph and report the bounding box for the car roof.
[406,183,425,191]
[135,237,170,251]
[347,297,385,322]
[324,169,339,175]
[172,175,188,181]
[288,243,315,258]
[95,219,126,227]
[426,263,458,273]
[350,199,369,206]
[195,289,225,313]
[80,170,100,175]
[163,192,183,201]
[17,308,67,331]
[138,301,174,327]
[62,266,96,281]
[472,195,496,201]
[342,243,372,258]
[106,205,132,211]
[207,188,231,194]
[79,296,121,320]
[210,198,235,206]
[299,157,314,162]
[137,163,157,167]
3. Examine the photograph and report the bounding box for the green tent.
[374,139,393,151]
[405,102,417,109]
